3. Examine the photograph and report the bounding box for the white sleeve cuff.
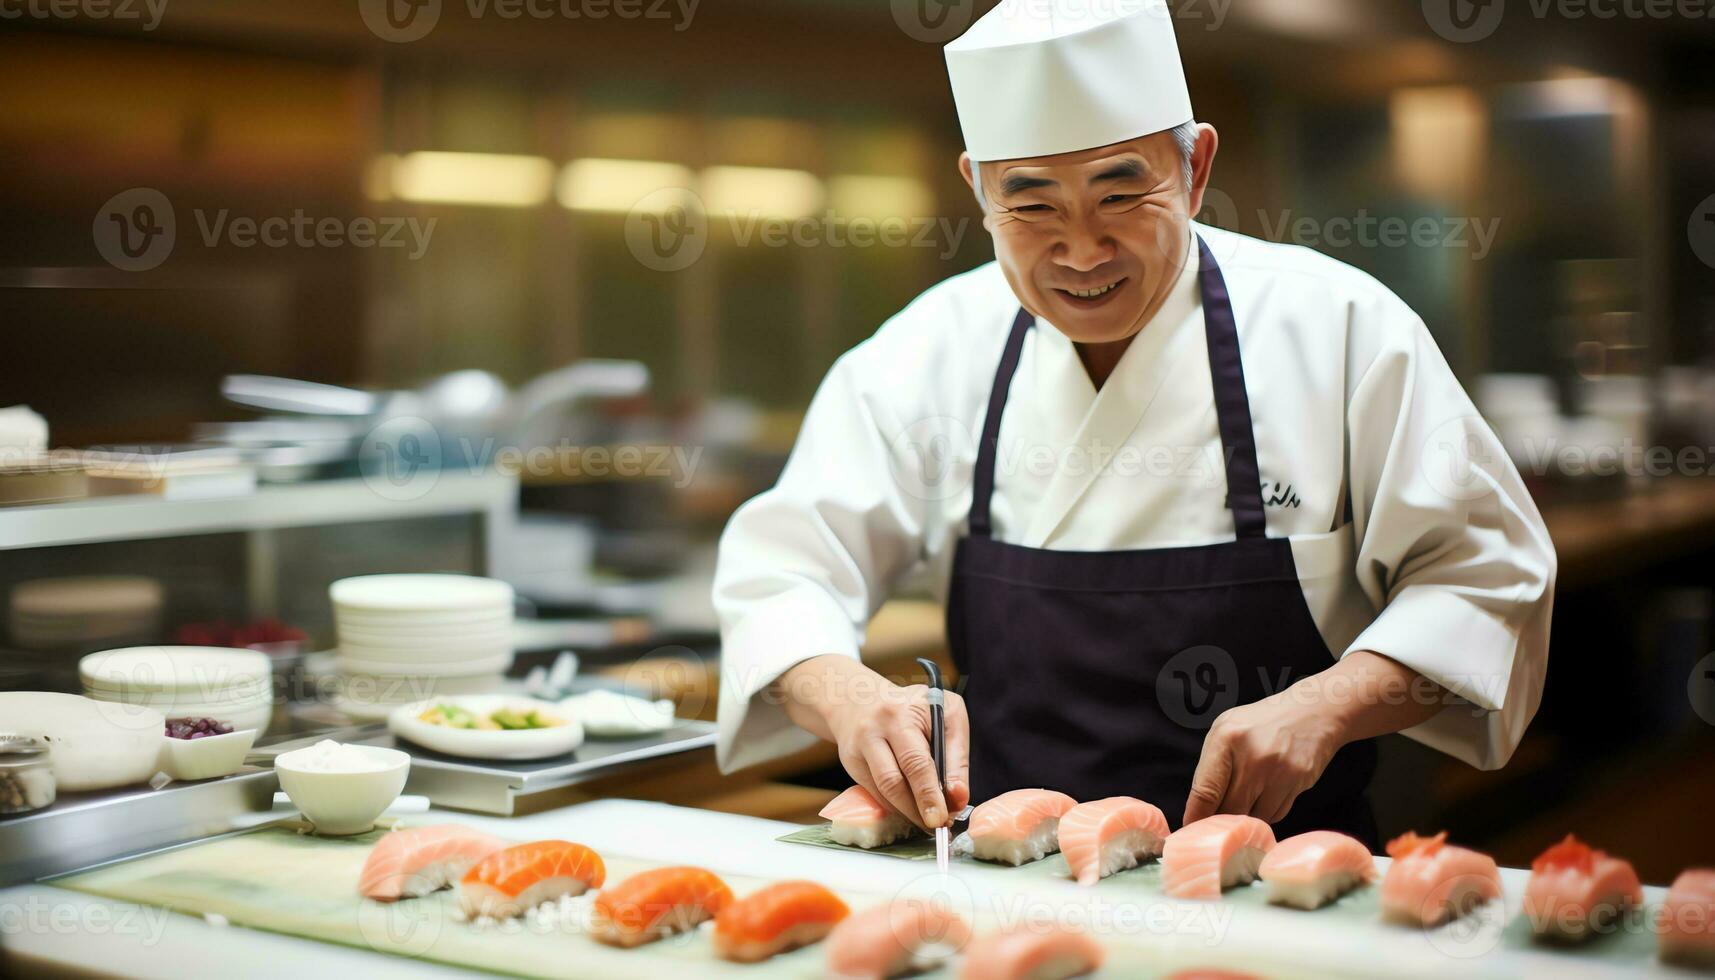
[1344,586,1525,770]
[715,590,863,773]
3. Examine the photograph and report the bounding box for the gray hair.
[972,119,1198,211]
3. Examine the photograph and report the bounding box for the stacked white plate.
[80,646,274,736]
[9,576,163,651]
[330,574,515,718]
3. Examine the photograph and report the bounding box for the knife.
[916,657,953,872]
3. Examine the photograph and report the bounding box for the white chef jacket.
[713,222,1555,776]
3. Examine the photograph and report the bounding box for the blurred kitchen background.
[3,0,1715,878]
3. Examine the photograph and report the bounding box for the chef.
[712,0,1554,844]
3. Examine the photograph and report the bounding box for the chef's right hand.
[776,654,970,831]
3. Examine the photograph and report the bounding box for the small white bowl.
[388,696,583,760]
[274,744,410,836]
[159,728,258,781]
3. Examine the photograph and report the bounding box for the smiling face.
[961,126,1217,346]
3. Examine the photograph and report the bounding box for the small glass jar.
[0,735,56,815]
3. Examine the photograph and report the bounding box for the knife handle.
[916,658,946,789]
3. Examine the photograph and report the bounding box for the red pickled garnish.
[1386,831,1448,859]
[1533,834,1598,875]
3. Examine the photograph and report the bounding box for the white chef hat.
[944,0,1194,162]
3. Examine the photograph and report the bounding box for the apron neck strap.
[969,305,1035,538]
[968,234,1270,541]
[1196,235,1269,540]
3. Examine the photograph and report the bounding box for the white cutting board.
[0,800,1684,980]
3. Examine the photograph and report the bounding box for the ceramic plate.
[387,695,583,760]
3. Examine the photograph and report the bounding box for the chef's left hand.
[1182,650,1446,826]
[1182,684,1344,827]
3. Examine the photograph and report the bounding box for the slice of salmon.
[591,865,734,947]
[1256,831,1377,910]
[1659,868,1715,967]
[968,789,1078,866]
[820,786,915,849]
[824,898,972,980]
[957,926,1105,980]
[458,840,606,919]
[1379,830,1500,927]
[1523,835,1642,942]
[358,825,509,901]
[714,880,850,963]
[1161,815,1277,900]
[1057,797,1169,886]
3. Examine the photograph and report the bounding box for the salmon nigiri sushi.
[824,898,972,979]
[1659,868,1715,967]
[1523,835,1642,942]
[358,824,510,901]
[1161,815,1276,900]
[1379,831,1500,927]
[459,840,606,919]
[714,880,850,963]
[1257,831,1377,910]
[1058,796,1169,886]
[590,866,733,947]
[821,785,915,849]
[968,789,1078,866]
[958,926,1105,980]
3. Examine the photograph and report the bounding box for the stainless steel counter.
[0,767,278,886]
[252,718,718,815]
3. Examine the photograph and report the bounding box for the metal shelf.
[0,472,517,552]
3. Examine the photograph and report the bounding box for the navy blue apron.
[947,235,1378,845]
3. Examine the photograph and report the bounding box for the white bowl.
[0,692,164,791]
[274,744,410,836]
[388,696,583,760]
[80,647,272,700]
[159,728,257,781]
